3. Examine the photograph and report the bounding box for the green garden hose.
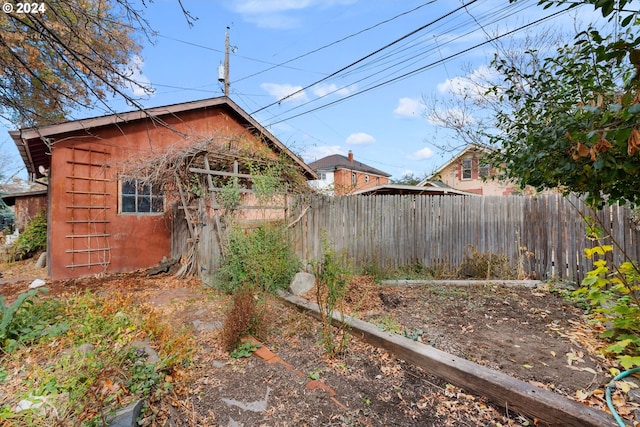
[606,366,640,427]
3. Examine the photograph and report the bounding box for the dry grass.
[220,286,269,351]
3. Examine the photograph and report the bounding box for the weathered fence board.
[288,194,640,282]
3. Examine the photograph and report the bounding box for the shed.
[10,97,315,279]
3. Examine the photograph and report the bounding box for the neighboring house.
[0,178,48,232]
[423,144,517,196]
[308,151,391,195]
[10,97,315,280]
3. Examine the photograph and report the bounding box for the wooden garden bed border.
[278,292,614,427]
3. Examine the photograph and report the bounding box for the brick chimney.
[348,150,353,163]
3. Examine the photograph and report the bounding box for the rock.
[628,388,640,403]
[15,394,46,415]
[192,319,222,332]
[77,343,95,354]
[108,398,144,427]
[289,272,315,295]
[35,252,47,268]
[28,278,46,289]
[128,339,159,364]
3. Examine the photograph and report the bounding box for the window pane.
[122,180,136,195]
[151,196,164,212]
[138,183,150,196]
[462,159,472,179]
[122,195,136,212]
[138,196,151,212]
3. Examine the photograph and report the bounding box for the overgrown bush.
[10,210,47,261]
[214,224,300,293]
[220,286,268,352]
[458,245,515,279]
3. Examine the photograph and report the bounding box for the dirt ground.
[0,260,637,427]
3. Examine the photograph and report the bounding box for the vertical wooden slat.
[282,193,638,283]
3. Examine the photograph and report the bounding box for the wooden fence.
[287,194,640,282]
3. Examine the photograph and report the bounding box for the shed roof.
[352,184,475,196]
[10,97,316,180]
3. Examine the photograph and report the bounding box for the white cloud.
[260,83,308,103]
[302,145,345,161]
[127,55,153,97]
[394,97,422,118]
[231,0,356,29]
[313,83,356,98]
[345,132,375,145]
[409,147,434,160]
[437,66,499,100]
[426,107,475,128]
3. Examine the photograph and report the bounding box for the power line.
[233,0,438,84]
[250,0,480,115]
[263,7,570,127]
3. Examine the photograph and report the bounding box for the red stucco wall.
[48,106,273,279]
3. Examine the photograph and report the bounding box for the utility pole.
[223,26,230,97]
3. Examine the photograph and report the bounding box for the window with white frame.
[479,162,490,179]
[365,175,369,184]
[120,178,164,214]
[351,172,356,185]
[461,158,472,180]
[319,172,327,180]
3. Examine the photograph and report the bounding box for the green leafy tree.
[389,172,428,186]
[488,1,640,208]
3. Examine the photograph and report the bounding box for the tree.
[487,1,640,208]
[390,172,428,185]
[0,0,191,126]
[422,29,568,152]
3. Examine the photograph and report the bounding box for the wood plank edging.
[278,292,615,427]
[378,279,542,288]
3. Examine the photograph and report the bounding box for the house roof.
[352,184,475,196]
[9,96,316,180]
[0,180,48,206]
[427,143,494,181]
[307,154,391,177]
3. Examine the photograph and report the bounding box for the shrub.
[10,210,47,261]
[215,224,300,293]
[314,241,351,358]
[458,245,515,279]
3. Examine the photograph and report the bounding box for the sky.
[1,0,613,181]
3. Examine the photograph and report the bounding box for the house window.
[462,159,472,180]
[319,172,327,180]
[479,163,490,179]
[351,173,356,185]
[365,175,370,184]
[120,178,164,214]
[376,177,380,186]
